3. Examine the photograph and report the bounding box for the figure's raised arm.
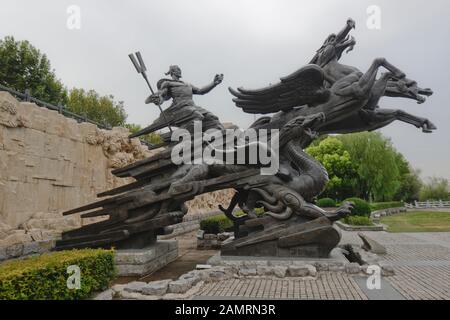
[193,74,224,95]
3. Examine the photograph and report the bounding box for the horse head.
[385,78,433,104]
[311,19,356,67]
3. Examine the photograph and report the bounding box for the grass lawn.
[381,211,450,233]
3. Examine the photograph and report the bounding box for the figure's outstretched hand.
[145,93,163,105]
[214,74,224,85]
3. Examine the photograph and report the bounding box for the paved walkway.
[341,231,450,300]
[192,230,450,300]
[196,272,368,300]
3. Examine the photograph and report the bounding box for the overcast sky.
[1,0,449,180]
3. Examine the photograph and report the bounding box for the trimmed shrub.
[316,198,336,208]
[0,249,115,300]
[343,216,373,226]
[344,197,371,217]
[200,208,267,234]
[370,202,404,211]
[200,214,234,234]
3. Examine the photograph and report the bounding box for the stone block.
[179,270,202,286]
[206,266,233,281]
[0,246,6,261]
[160,240,177,251]
[345,263,361,274]
[288,265,310,277]
[0,231,32,247]
[306,265,317,277]
[115,242,178,277]
[23,241,42,255]
[239,268,257,276]
[115,248,157,265]
[328,264,345,272]
[5,243,23,258]
[273,266,287,278]
[315,262,329,271]
[268,260,293,267]
[169,279,192,294]
[118,290,160,300]
[94,289,114,300]
[380,263,395,276]
[197,230,205,239]
[257,266,274,276]
[37,240,55,252]
[123,281,147,293]
[166,248,179,262]
[358,232,387,254]
[142,280,171,296]
[217,233,231,241]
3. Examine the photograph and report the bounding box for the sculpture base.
[208,248,349,267]
[114,240,178,277]
[221,217,342,259]
[221,241,336,259]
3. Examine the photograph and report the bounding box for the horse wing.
[229,64,330,114]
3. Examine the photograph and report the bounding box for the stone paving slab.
[338,230,450,300]
[195,273,368,300]
[388,266,450,300]
[141,229,450,300]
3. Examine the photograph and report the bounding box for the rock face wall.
[0,92,233,249]
[0,92,152,246]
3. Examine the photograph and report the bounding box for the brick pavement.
[196,273,368,300]
[192,231,450,300]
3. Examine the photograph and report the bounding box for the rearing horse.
[310,19,436,134]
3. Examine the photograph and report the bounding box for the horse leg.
[356,58,405,95]
[392,109,437,132]
[365,72,394,109]
[365,108,437,133]
[333,58,399,98]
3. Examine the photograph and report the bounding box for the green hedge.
[200,214,234,234]
[343,216,373,226]
[0,249,115,300]
[316,198,336,207]
[370,201,404,211]
[344,197,371,217]
[200,208,269,234]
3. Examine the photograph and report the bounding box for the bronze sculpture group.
[57,19,435,258]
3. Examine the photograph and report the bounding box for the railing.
[405,200,450,209]
[0,84,153,148]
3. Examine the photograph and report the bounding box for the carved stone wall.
[0,92,151,246]
[0,92,233,249]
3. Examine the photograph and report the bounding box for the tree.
[306,137,357,200]
[125,123,162,145]
[393,153,422,202]
[337,132,401,202]
[65,88,127,127]
[0,36,128,128]
[0,36,67,105]
[419,177,450,201]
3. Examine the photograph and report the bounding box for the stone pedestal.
[114,240,178,277]
[209,247,349,268]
